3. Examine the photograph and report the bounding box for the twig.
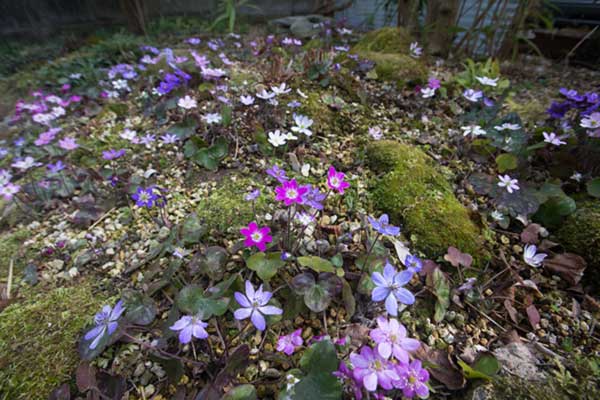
[88,206,116,230]
[564,26,599,65]
[6,258,14,299]
[465,301,507,333]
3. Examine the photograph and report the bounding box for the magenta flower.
[170,315,209,344]
[275,179,308,206]
[394,360,430,399]
[350,346,399,392]
[277,328,303,355]
[327,166,350,194]
[240,222,272,251]
[233,280,282,331]
[370,316,420,363]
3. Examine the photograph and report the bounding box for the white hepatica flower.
[256,89,276,100]
[542,131,566,146]
[571,172,582,182]
[494,123,521,131]
[490,210,504,221]
[463,89,483,102]
[475,76,499,87]
[290,114,313,137]
[268,130,288,147]
[120,128,138,141]
[461,125,486,137]
[497,174,520,193]
[580,112,600,129]
[369,126,383,140]
[271,83,291,95]
[178,95,197,110]
[240,95,255,105]
[421,87,436,98]
[301,163,310,177]
[523,244,547,267]
[202,113,222,124]
[12,156,41,171]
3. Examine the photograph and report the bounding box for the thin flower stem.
[214,317,229,357]
[361,232,381,270]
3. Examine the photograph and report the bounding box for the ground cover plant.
[0,18,599,400]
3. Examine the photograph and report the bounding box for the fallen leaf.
[444,247,473,268]
[504,299,518,324]
[543,253,587,286]
[520,223,542,244]
[76,362,97,392]
[582,295,600,313]
[342,324,370,347]
[416,345,466,390]
[526,304,540,329]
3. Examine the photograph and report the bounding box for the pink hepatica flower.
[170,315,209,344]
[371,261,415,316]
[327,166,350,194]
[497,174,520,193]
[276,328,303,355]
[523,244,547,268]
[58,136,78,150]
[394,360,430,399]
[234,280,282,331]
[350,346,399,391]
[275,179,307,206]
[240,221,272,251]
[370,316,420,362]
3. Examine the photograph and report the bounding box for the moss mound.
[196,175,268,236]
[365,52,427,85]
[555,201,600,273]
[0,228,34,277]
[352,27,413,54]
[0,282,109,399]
[367,140,485,260]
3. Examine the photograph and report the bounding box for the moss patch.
[196,175,268,237]
[352,27,413,54]
[554,201,600,278]
[367,140,486,261]
[0,282,109,399]
[366,52,427,85]
[0,228,35,278]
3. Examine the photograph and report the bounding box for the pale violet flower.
[463,89,483,102]
[371,261,415,316]
[571,172,582,182]
[475,76,499,87]
[580,112,600,129]
[420,87,436,98]
[84,300,125,349]
[461,125,486,137]
[234,280,282,331]
[240,95,255,105]
[256,89,276,100]
[170,315,209,344]
[12,156,41,171]
[271,83,291,95]
[369,316,420,362]
[543,131,566,146]
[202,113,222,124]
[409,42,422,58]
[369,126,383,140]
[291,114,313,137]
[523,244,547,268]
[498,174,520,193]
[295,212,315,226]
[119,128,138,142]
[178,95,197,110]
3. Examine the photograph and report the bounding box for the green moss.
[0,283,110,399]
[0,228,35,278]
[367,141,485,261]
[299,90,359,135]
[363,52,427,85]
[352,27,413,54]
[196,175,268,236]
[554,201,600,273]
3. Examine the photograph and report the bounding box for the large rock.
[493,342,544,381]
[367,141,487,262]
[268,15,331,39]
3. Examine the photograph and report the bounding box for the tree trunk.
[397,0,419,34]
[119,0,147,35]
[425,0,460,57]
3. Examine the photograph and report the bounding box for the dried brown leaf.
[543,253,587,286]
[444,246,473,268]
[526,304,540,330]
[416,344,466,390]
[520,223,542,244]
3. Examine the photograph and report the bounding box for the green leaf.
[292,340,342,400]
[304,284,331,313]
[433,268,450,323]
[210,137,229,159]
[341,278,356,318]
[181,212,206,244]
[297,256,335,273]
[198,246,229,280]
[222,384,257,400]
[175,285,230,319]
[246,252,285,282]
[122,290,157,326]
[495,153,518,172]
[169,117,198,140]
[290,273,316,295]
[534,195,576,228]
[221,106,233,126]
[193,149,219,171]
[457,353,500,381]
[586,178,600,198]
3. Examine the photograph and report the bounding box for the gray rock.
[493,342,545,381]
[268,15,331,38]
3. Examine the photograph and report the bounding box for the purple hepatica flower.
[102,149,126,160]
[275,179,308,206]
[350,346,399,391]
[266,164,288,183]
[463,88,483,102]
[288,100,301,108]
[160,133,179,144]
[58,136,78,150]
[394,360,430,399]
[457,277,477,292]
[277,328,303,355]
[369,316,420,363]
[560,88,585,102]
[368,214,400,236]
[35,127,60,146]
[170,315,209,344]
[427,78,441,90]
[334,362,364,400]
[132,187,158,208]
[371,261,415,316]
[303,184,326,210]
[483,97,495,107]
[234,280,282,331]
[47,160,66,174]
[404,254,422,274]
[84,300,125,349]
[245,189,260,201]
[187,37,201,45]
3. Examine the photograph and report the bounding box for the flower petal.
[251,311,266,331]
